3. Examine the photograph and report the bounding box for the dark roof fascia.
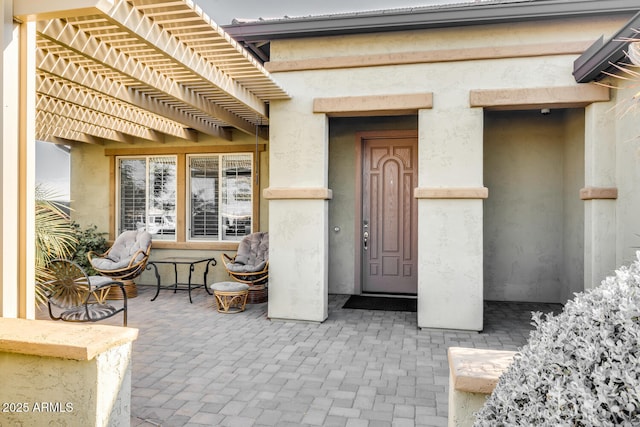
[573,11,640,83]
[224,0,640,43]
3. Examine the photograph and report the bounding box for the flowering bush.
[474,252,640,426]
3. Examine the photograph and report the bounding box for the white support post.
[1,2,20,318]
[19,19,37,319]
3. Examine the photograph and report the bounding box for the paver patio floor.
[37,283,561,426]
[116,285,562,427]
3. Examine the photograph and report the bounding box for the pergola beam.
[52,136,81,147]
[37,110,132,143]
[38,124,103,145]
[14,0,113,21]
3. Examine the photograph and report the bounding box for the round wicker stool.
[209,282,249,314]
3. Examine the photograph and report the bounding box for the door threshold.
[360,292,417,299]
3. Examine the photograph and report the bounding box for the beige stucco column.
[1,4,36,319]
[264,99,330,322]
[582,101,617,289]
[416,107,485,331]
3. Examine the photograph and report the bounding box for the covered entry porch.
[222,0,631,331]
[267,86,612,331]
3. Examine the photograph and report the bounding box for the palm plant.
[599,39,640,117]
[35,185,77,305]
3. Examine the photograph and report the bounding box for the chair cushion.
[235,232,268,267]
[109,230,151,262]
[209,282,250,292]
[88,276,120,288]
[91,257,133,271]
[90,230,151,271]
[234,254,249,265]
[226,260,267,274]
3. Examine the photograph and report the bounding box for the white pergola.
[1,0,289,319]
[23,0,289,145]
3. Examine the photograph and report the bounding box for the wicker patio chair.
[222,231,269,287]
[87,230,152,298]
[43,259,128,326]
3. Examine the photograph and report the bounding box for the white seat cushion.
[209,282,249,292]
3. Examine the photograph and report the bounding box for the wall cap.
[448,346,517,394]
[0,318,138,361]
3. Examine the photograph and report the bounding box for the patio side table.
[146,257,216,303]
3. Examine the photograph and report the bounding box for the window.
[117,156,177,241]
[116,152,253,243]
[190,156,219,239]
[188,153,253,242]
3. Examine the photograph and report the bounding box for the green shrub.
[474,253,640,426]
[69,222,109,275]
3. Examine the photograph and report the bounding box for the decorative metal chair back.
[44,259,128,326]
[47,259,92,309]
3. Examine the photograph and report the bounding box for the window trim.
[107,144,264,249]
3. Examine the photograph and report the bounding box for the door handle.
[363,231,369,250]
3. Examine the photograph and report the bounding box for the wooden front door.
[361,132,418,294]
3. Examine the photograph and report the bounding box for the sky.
[200,0,469,25]
[35,141,71,200]
[36,0,467,199]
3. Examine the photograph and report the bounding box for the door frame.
[354,129,419,295]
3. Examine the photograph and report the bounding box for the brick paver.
[40,285,561,426]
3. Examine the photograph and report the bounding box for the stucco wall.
[269,18,625,62]
[0,343,132,427]
[70,142,112,228]
[484,110,584,303]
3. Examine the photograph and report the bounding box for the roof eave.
[225,0,640,42]
[573,11,640,83]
